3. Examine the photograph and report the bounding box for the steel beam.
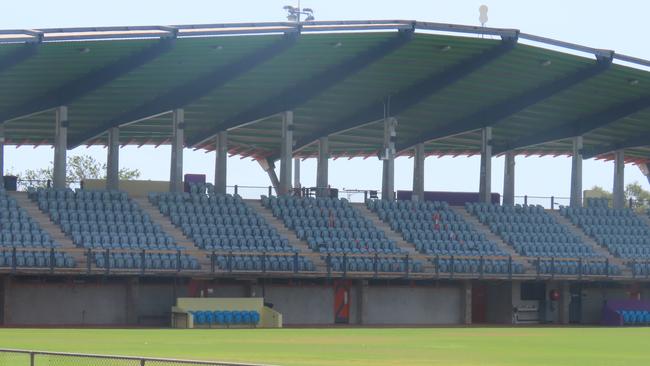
[186,30,414,147]
[396,56,612,152]
[291,38,517,156]
[0,43,38,74]
[68,35,297,149]
[0,39,175,124]
[583,130,650,159]
[493,95,650,156]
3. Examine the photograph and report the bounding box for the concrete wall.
[6,282,127,325]
[485,282,512,324]
[258,285,334,325]
[363,285,462,325]
[581,285,630,324]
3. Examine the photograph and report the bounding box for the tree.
[588,183,650,211]
[11,155,141,189]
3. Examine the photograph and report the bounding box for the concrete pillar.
[279,111,293,196]
[170,109,184,193]
[258,159,280,195]
[478,127,492,203]
[316,136,329,197]
[106,127,120,190]
[381,117,397,201]
[503,151,515,205]
[462,281,472,325]
[293,158,301,190]
[570,136,583,207]
[0,125,5,189]
[412,143,425,201]
[53,106,68,189]
[558,281,570,325]
[214,131,227,194]
[613,149,625,209]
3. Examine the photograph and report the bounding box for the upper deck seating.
[30,188,177,250]
[0,188,58,249]
[263,196,402,255]
[367,200,507,257]
[560,198,650,259]
[149,188,292,253]
[467,203,599,258]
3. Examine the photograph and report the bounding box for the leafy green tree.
[588,182,650,211]
[10,155,140,189]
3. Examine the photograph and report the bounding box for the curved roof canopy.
[1,20,650,164]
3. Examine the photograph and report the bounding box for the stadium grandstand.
[1,19,650,328]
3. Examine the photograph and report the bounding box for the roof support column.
[503,151,516,205]
[106,127,120,191]
[613,149,625,209]
[381,117,397,201]
[478,127,492,203]
[293,158,301,190]
[412,143,425,201]
[258,159,280,196]
[214,131,228,195]
[0,125,5,188]
[170,109,184,193]
[317,136,329,197]
[570,136,583,207]
[279,111,293,196]
[53,106,68,189]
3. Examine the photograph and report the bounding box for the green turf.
[0,328,648,366]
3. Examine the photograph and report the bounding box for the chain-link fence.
[0,349,266,366]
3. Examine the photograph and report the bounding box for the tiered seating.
[561,198,650,259]
[92,252,199,270]
[467,203,599,258]
[190,310,260,326]
[325,255,423,273]
[213,254,315,272]
[0,250,75,268]
[149,188,292,253]
[618,310,650,325]
[30,188,177,250]
[367,200,507,257]
[0,188,58,248]
[264,196,403,255]
[434,258,523,274]
[532,259,620,276]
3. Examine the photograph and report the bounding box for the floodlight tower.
[283,1,315,22]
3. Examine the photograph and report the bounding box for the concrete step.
[9,191,86,264]
[131,196,209,265]
[547,210,629,272]
[245,199,327,271]
[351,203,435,273]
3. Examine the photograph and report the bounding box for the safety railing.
[0,348,264,366]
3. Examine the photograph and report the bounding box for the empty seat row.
[618,310,650,325]
[93,252,200,270]
[214,254,314,272]
[0,250,75,268]
[532,259,621,276]
[325,255,423,273]
[190,310,260,326]
[433,258,524,274]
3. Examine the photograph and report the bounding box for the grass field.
[0,328,648,366]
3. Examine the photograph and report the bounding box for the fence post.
[105,248,110,275]
[435,255,440,280]
[11,247,16,273]
[450,255,455,279]
[50,247,55,273]
[578,257,583,280]
[508,256,513,280]
[234,185,239,196]
[551,196,555,210]
[373,253,378,278]
[524,195,528,205]
[606,258,610,278]
[30,352,35,366]
[326,253,331,278]
[228,251,233,272]
[47,179,51,188]
[141,249,146,275]
[479,255,484,279]
[86,248,91,274]
[632,259,637,279]
[176,250,181,272]
[211,251,215,273]
[293,252,299,274]
[268,186,272,197]
[404,254,409,278]
[140,358,146,366]
[262,252,266,274]
[536,257,540,280]
[551,257,555,279]
[364,191,368,201]
[343,254,347,278]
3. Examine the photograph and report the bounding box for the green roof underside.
[2,24,650,164]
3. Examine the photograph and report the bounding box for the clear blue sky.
[3,0,650,203]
